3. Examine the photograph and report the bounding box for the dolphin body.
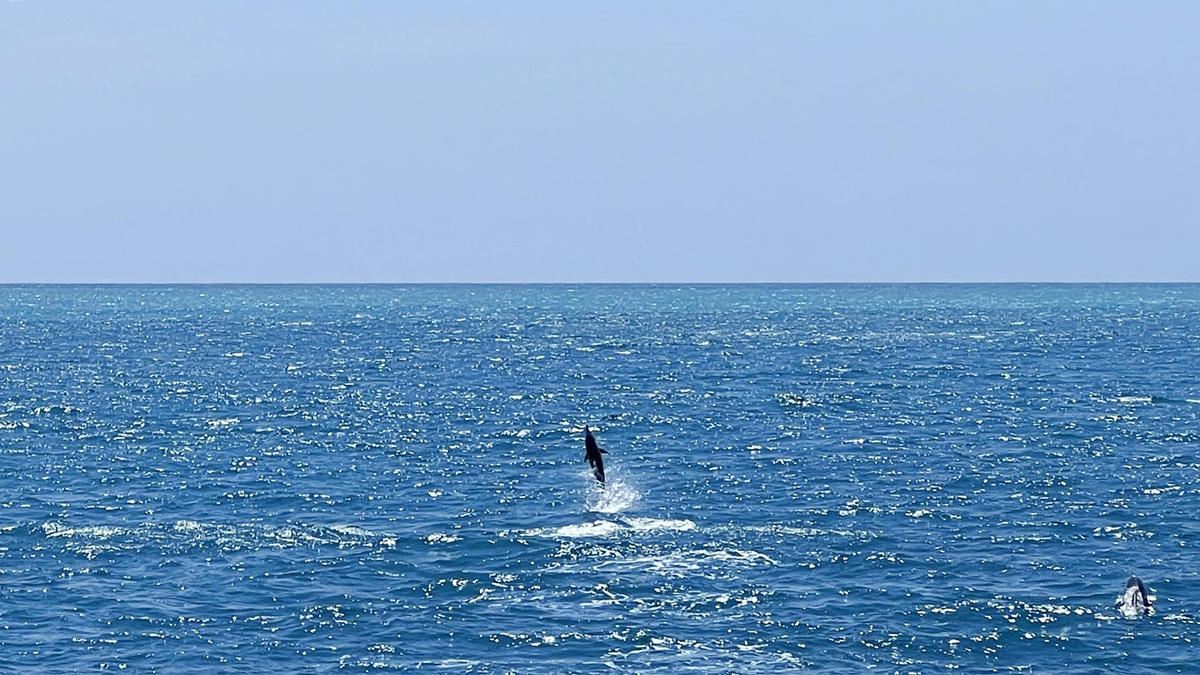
[1116,576,1154,617]
[583,425,608,484]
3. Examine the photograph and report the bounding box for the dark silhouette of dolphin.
[584,425,608,484]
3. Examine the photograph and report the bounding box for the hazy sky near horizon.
[3,1,1198,283]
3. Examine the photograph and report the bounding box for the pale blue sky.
[3,1,1198,282]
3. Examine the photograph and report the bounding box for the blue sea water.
[1,284,1199,673]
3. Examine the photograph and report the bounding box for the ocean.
[1,284,1198,673]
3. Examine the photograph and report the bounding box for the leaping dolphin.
[1116,576,1154,617]
[584,425,608,484]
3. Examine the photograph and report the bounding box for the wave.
[739,524,879,541]
[623,517,698,533]
[532,516,696,539]
[596,547,779,579]
[39,518,397,559]
[1113,396,1154,404]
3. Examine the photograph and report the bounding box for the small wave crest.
[597,547,778,579]
[623,517,697,533]
[532,517,696,539]
[40,518,395,559]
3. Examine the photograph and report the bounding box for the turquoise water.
[1,284,1198,672]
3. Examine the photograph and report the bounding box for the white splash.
[622,517,697,533]
[539,521,623,539]
[530,516,696,539]
[585,475,638,514]
[1116,587,1155,619]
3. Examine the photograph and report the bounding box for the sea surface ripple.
[1,284,1199,673]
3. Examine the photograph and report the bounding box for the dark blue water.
[2,285,1198,672]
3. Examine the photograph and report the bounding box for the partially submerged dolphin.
[1116,576,1154,617]
[583,425,608,484]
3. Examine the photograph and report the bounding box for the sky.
[3,1,1198,283]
